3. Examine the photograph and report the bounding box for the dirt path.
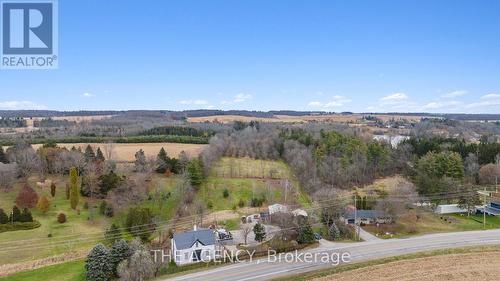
[313,251,500,281]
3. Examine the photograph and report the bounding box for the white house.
[171,226,218,265]
[268,204,288,215]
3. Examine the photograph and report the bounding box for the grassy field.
[363,211,500,239]
[198,157,310,214]
[0,175,109,265]
[0,173,182,267]
[27,142,207,163]
[0,260,85,281]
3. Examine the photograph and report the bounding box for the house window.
[184,252,189,260]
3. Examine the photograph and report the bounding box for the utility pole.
[484,187,487,229]
[354,195,358,240]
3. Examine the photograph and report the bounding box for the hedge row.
[0,221,41,233]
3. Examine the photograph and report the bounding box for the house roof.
[343,210,387,220]
[172,228,215,250]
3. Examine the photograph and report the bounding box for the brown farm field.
[312,251,500,281]
[187,114,427,123]
[23,142,207,162]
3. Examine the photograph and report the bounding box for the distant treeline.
[2,109,500,121]
[139,126,215,137]
[0,118,26,128]
[0,135,209,146]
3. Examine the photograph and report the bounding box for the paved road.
[164,229,500,281]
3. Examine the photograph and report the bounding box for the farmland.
[312,251,500,281]
[16,142,207,163]
[187,114,427,124]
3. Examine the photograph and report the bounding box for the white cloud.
[307,95,352,109]
[82,92,94,98]
[441,90,467,98]
[220,93,253,105]
[233,93,252,103]
[178,99,209,105]
[421,100,462,110]
[379,93,408,105]
[480,93,500,100]
[0,101,47,110]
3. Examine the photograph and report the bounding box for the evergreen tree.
[253,222,266,242]
[84,244,112,281]
[10,206,21,222]
[69,167,79,210]
[84,145,96,163]
[297,220,315,244]
[328,223,341,240]
[20,208,33,222]
[95,148,105,162]
[109,240,131,276]
[0,146,8,163]
[37,196,50,213]
[156,147,169,173]
[0,208,8,224]
[187,160,203,188]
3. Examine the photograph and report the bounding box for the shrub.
[15,184,39,209]
[253,222,266,242]
[297,220,315,244]
[223,188,229,198]
[117,249,155,281]
[238,198,245,208]
[110,240,132,276]
[20,208,33,222]
[37,196,50,213]
[50,183,56,197]
[57,213,67,223]
[250,197,265,207]
[207,200,213,209]
[0,221,41,233]
[125,207,155,242]
[10,206,21,222]
[85,244,112,281]
[327,223,341,240]
[0,209,8,224]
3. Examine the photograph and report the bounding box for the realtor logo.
[1,0,58,69]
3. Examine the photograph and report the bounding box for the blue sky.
[1,0,500,113]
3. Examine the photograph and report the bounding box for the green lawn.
[0,260,84,281]
[0,175,109,265]
[364,211,500,239]
[198,157,311,212]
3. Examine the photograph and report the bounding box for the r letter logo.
[1,0,58,69]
